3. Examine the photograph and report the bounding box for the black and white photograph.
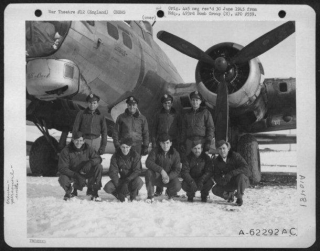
[4,4,316,248]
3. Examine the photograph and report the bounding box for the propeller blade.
[157,30,216,66]
[214,76,229,142]
[231,21,295,65]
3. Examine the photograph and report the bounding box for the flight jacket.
[151,107,181,145]
[146,146,181,180]
[181,151,213,184]
[213,150,251,185]
[72,108,108,149]
[113,109,149,148]
[58,142,102,178]
[108,148,142,187]
[181,107,215,143]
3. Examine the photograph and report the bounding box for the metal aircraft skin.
[26,20,296,178]
[26,21,192,135]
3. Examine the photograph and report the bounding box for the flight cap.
[161,94,173,103]
[190,91,203,100]
[126,96,139,105]
[86,93,100,102]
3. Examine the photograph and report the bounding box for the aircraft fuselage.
[27,21,184,125]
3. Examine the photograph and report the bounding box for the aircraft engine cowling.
[27,59,81,101]
[195,43,265,110]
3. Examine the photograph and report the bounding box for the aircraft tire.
[237,134,261,184]
[29,136,59,176]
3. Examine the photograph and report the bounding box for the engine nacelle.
[27,59,80,101]
[195,43,265,109]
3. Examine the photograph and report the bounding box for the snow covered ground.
[27,176,297,238]
[26,126,298,240]
[26,162,298,242]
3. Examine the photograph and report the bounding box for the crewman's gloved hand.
[190,181,198,193]
[196,181,204,191]
[204,140,212,152]
[180,143,186,153]
[98,147,105,155]
[161,170,169,184]
[141,145,149,156]
[81,161,92,174]
[162,176,170,184]
[73,172,86,187]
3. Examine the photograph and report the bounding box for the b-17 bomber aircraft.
[26,20,296,183]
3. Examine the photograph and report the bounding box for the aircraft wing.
[253,133,296,145]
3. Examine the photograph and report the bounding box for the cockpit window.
[122,32,132,49]
[26,21,70,58]
[107,22,119,40]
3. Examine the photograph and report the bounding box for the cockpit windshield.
[26,21,71,58]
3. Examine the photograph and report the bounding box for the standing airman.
[113,96,149,156]
[180,91,215,158]
[72,93,108,155]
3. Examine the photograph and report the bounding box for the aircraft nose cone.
[215,57,228,72]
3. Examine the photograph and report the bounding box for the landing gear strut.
[237,134,261,184]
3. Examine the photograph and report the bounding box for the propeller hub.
[225,67,236,81]
[215,57,228,72]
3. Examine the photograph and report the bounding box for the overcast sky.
[153,21,296,83]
